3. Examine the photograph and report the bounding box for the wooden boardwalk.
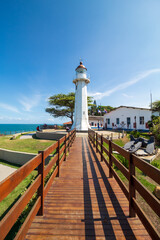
[25,137,151,240]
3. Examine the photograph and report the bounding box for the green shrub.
[130,131,140,138]
[151,161,160,169]
[114,154,129,169]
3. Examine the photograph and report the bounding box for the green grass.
[0,135,56,153]
[0,159,20,169]
[0,170,37,219]
[113,139,125,147]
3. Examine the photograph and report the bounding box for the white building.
[71,62,90,131]
[103,106,152,131]
[89,116,104,128]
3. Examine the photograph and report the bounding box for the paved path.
[0,164,17,182]
[25,137,150,240]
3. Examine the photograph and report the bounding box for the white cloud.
[88,68,160,100]
[48,118,55,122]
[0,103,19,113]
[19,94,41,111]
[122,93,133,98]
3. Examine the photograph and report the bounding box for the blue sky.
[0,0,160,124]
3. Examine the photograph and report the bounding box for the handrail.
[88,129,160,240]
[0,129,76,240]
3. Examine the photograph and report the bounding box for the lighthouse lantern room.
[71,62,90,131]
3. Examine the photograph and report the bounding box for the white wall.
[103,107,152,130]
[89,119,103,127]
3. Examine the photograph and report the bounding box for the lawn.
[0,157,56,239]
[0,135,56,153]
[111,137,160,233]
[0,160,37,219]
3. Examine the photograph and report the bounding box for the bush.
[130,130,140,138]
[150,117,160,145]
[114,154,129,169]
[151,161,160,169]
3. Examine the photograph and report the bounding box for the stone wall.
[36,131,66,140]
[0,148,52,166]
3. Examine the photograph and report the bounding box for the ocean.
[0,124,40,135]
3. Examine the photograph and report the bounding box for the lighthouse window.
[83,111,85,115]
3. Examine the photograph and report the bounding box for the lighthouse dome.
[75,61,87,71]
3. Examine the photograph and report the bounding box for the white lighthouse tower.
[71,61,90,131]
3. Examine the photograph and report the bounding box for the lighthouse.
[71,61,90,131]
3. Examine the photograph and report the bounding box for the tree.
[152,100,160,116]
[148,116,160,145]
[46,92,93,124]
[88,104,115,116]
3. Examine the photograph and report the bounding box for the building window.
[106,118,110,124]
[127,117,131,125]
[116,118,119,124]
[91,122,94,126]
[140,116,144,125]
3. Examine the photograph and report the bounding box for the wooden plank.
[0,153,41,202]
[133,176,160,217]
[103,137,109,145]
[97,147,101,155]
[44,142,58,159]
[25,137,151,240]
[128,153,135,217]
[60,144,65,156]
[132,155,160,185]
[44,167,58,197]
[102,154,109,167]
[102,145,109,156]
[111,154,129,180]
[44,154,58,178]
[0,175,41,240]
[132,198,160,240]
[111,142,130,160]
[59,136,65,145]
[59,154,65,166]
[111,167,129,200]
[101,135,103,162]
[109,140,112,178]
[14,197,41,240]
[37,151,45,216]
[97,140,101,147]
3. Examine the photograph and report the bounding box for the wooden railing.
[88,129,160,240]
[0,129,76,240]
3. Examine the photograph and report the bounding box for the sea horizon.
[0,123,62,135]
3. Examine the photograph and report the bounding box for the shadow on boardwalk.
[82,138,136,240]
[25,137,150,240]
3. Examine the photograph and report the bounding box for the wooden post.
[109,140,112,178]
[96,133,98,152]
[93,131,95,147]
[70,131,72,147]
[122,130,124,138]
[37,150,45,215]
[64,135,67,161]
[129,153,136,217]
[56,139,60,177]
[101,134,103,161]
[110,133,113,141]
[68,132,70,152]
